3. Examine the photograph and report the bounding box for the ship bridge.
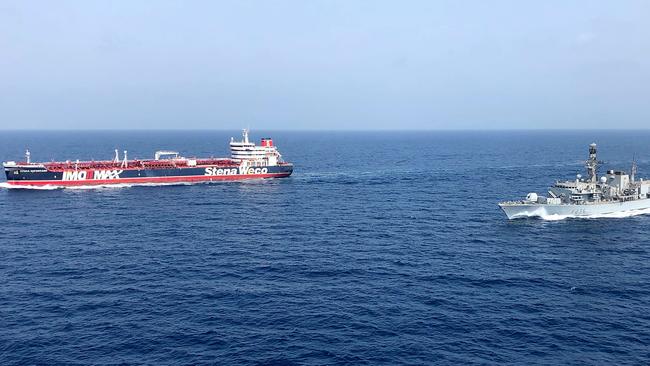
[229,129,282,166]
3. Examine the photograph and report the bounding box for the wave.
[538,207,650,221]
[67,182,202,190]
[0,178,276,190]
[0,182,60,190]
[0,181,213,190]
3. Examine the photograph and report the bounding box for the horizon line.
[2,128,650,132]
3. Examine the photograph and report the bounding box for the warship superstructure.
[2,129,293,188]
[499,143,650,219]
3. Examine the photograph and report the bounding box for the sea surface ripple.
[1,131,650,365]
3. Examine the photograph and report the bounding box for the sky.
[0,0,649,130]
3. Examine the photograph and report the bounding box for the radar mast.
[631,154,637,183]
[586,143,598,183]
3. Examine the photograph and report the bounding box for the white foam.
[537,207,650,221]
[0,180,239,190]
[61,181,204,190]
[0,182,60,190]
[65,183,135,190]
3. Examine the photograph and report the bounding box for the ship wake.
[0,181,211,190]
[0,180,270,190]
[534,208,650,221]
[0,182,60,190]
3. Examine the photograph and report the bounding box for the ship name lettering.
[245,167,268,175]
[94,170,123,180]
[205,167,238,176]
[62,170,88,181]
[204,167,268,176]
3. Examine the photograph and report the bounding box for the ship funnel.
[261,138,274,147]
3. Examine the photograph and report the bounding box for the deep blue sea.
[1,131,650,365]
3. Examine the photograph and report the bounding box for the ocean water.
[1,130,650,365]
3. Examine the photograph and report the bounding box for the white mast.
[25,149,31,163]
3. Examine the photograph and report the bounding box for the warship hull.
[499,198,650,220]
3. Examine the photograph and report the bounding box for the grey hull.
[499,198,650,220]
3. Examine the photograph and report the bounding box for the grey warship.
[499,143,650,219]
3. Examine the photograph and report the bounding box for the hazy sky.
[1,1,649,130]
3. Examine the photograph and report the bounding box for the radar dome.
[600,176,607,183]
[525,193,538,202]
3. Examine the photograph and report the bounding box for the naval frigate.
[499,143,650,219]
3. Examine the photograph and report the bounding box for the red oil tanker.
[2,130,293,188]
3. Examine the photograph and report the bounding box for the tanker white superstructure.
[229,129,282,166]
[499,143,650,219]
